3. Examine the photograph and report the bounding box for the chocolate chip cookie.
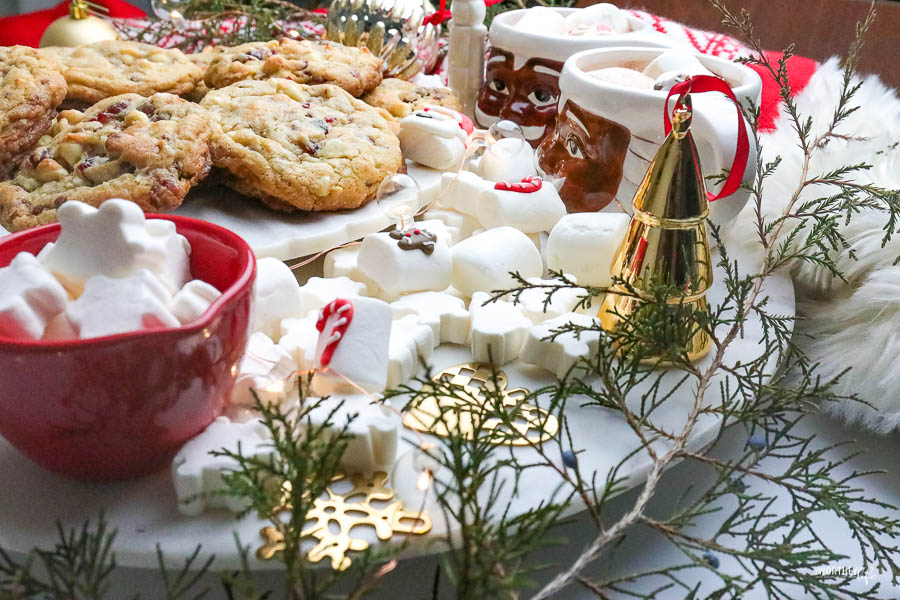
[201,78,400,211]
[0,46,67,179]
[0,93,211,232]
[49,41,202,104]
[184,46,225,102]
[204,39,383,98]
[362,78,461,118]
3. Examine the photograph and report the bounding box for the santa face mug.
[536,46,763,228]
[474,6,670,148]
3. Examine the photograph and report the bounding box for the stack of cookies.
[0,37,461,233]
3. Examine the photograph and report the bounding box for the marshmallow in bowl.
[0,252,69,340]
[358,228,452,298]
[64,269,180,338]
[642,50,714,90]
[516,6,567,35]
[587,67,654,90]
[312,297,392,396]
[546,213,630,287]
[478,138,537,183]
[398,106,468,170]
[520,313,602,378]
[252,257,304,340]
[450,227,543,297]
[565,3,630,36]
[40,199,191,296]
[476,177,566,233]
[171,279,221,325]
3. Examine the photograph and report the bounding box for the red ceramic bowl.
[0,214,256,481]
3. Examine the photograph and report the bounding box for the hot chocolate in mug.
[474,6,671,149]
[536,47,762,228]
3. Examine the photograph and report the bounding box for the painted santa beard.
[474,104,548,142]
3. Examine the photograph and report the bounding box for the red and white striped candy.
[494,176,543,193]
[315,298,354,367]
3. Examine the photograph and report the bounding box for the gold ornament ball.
[40,13,120,48]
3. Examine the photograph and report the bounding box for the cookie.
[0,93,212,232]
[48,41,202,104]
[184,46,225,102]
[362,78,461,118]
[0,46,67,179]
[204,38,383,97]
[201,79,401,211]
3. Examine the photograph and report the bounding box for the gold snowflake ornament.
[258,472,431,571]
[403,363,560,446]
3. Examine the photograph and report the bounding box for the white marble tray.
[0,264,794,570]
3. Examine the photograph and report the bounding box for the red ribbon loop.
[663,75,750,202]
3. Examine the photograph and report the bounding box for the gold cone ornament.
[40,0,120,48]
[597,95,713,363]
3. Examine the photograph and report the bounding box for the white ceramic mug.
[474,7,672,148]
[536,47,763,228]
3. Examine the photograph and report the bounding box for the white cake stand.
[0,265,794,570]
[172,163,444,261]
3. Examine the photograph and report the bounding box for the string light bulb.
[375,173,421,230]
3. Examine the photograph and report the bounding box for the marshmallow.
[65,269,179,338]
[438,171,492,217]
[388,315,435,388]
[398,106,467,170]
[477,177,566,233]
[520,313,602,379]
[450,227,543,297]
[172,416,274,516]
[587,67,655,90]
[469,292,532,365]
[358,228,452,298]
[40,200,190,296]
[414,218,461,247]
[0,252,69,340]
[516,6,567,35]
[323,246,382,296]
[478,138,537,183]
[252,257,304,341]
[299,276,367,315]
[642,50,714,84]
[546,213,630,288]
[143,218,192,294]
[302,394,400,475]
[312,297,392,395]
[43,312,77,341]
[231,331,298,407]
[516,276,584,324]
[171,280,221,325]
[391,291,471,345]
[565,3,629,35]
[277,314,321,372]
[422,207,482,241]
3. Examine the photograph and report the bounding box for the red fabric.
[750,51,818,132]
[0,0,145,47]
[664,75,751,203]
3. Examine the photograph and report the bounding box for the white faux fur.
[724,58,900,432]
